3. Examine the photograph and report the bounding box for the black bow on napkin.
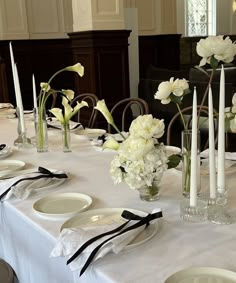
[67,209,162,276]
[0,166,68,201]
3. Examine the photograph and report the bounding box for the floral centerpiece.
[36,63,84,152]
[154,35,236,196]
[49,90,88,152]
[95,100,171,201]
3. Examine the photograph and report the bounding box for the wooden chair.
[108,97,149,133]
[166,105,218,151]
[70,93,98,128]
[0,259,15,283]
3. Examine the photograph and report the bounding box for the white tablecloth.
[1,117,236,283]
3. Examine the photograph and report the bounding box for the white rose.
[129,114,165,139]
[119,136,154,161]
[154,77,189,105]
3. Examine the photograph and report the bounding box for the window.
[185,0,216,36]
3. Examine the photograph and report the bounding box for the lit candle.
[14,63,26,134]
[190,88,197,207]
[217,65,225,193]
[32,74,38,113]
[208,85,216,199]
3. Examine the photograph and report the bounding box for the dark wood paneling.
[138,34,181,77]
[68,30,131,108]
[0,39,73,109]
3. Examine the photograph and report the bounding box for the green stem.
[111,123,126,140]
[63,122,71,152]
[176,104,188,130]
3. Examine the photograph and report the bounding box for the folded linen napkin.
[50,208,162,275]
[47,117,83,132]
[0,103,14,109]
[201,149,236,161]
[0,167,67,201]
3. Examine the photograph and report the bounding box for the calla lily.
[40,82,50,92]
[95,100,114,125]
[49,108,64,124]
[102,138,120,151]
[62,89,75,101]
[95,99,126,140]
[65,63,84,77]
[50,99,88,125]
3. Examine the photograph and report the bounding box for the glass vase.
[181,130,201,197]
[62,122,71,152]
[35,108,48,152]
[138,180,160,201]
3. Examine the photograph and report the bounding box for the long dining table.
[1,116,236,283]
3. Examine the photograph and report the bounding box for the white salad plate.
[61,208,159,249]
[0,160,25,177]
[0,146,12,159]
[164,267,236,283]
[75,128,106,139]
[33,193,92,219]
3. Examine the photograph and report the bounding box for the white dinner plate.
[33,193,92,219]
[0,146,12,159]
[164,267,236,283]
[61,208,159,249]
[75,128,106,139]
[0,160,25,176]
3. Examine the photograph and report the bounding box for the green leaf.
[210,56,219,70]
[170,93,183,105]
[167,154,181,169]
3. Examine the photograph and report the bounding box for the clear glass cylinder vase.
[62,122,71,152]
[35,108,48,153]
[181,130,201,198]
[138,180,160,201]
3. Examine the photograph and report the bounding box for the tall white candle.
[190,88,198,207]
[208,85,216,199]
[217,65,225,193]
[9,42,18,107]
[14,63,26,134]
[32,74,38,112]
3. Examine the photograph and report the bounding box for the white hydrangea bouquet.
[110,115,168,190]
[95,100,173,198]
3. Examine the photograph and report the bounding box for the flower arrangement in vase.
[154,35,236,196]
[95,100,176,201]
[36,63,85,152]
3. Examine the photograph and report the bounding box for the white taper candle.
[14,63,25,133]
[32,74,38,113]
[217,65,225,193]
[9,42,18,108]
[208,85,217,199]
[190,87,198,207]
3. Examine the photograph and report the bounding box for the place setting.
[0,166,68,201]
[50,207,162,276]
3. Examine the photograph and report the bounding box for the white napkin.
[201,149,236,161]
[50,208,161,272]
[47,117,83,132]
[0,169,66,200]
[0,103,14,109]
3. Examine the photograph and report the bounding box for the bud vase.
[62,122,71,152]
[138,180,160,201]
[35,108,48,152]
[181,130,201,197]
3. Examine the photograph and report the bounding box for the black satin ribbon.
[0,166,67,201]
[66,210,162,276]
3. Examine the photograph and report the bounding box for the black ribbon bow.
[66,209,162,276]
[0,166,67,201]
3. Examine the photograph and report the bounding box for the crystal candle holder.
[180,199,208,222]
